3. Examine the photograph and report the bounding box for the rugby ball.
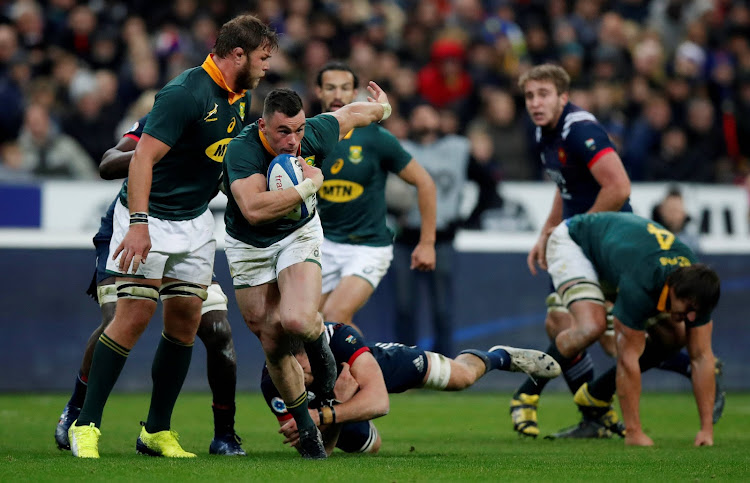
[266,154,315,221]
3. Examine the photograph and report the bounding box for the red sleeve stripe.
[124,133,141,142]
[348,346,371,367]
[277,414,293,422]
[587,147,614,169]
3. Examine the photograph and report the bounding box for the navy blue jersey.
[261,323,428,422]
[534,103,632,219]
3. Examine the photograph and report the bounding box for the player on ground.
[314,62,436,329]
[55,115,245,456]
[67,15,277,459]
[543,212,720,446]
[222,86,393,459]
[262,322,561,455]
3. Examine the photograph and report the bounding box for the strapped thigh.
[546,292,569,314]
[159,281,208,301]
[560,280,605,308]
[116,281,159,303]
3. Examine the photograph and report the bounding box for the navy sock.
[657,351,692,378]
[212,403,236,437]
[68,372,88,408]
[486,348,511,371]
[562,351,594,394]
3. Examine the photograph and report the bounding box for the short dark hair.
[263,88,304,118]
[316,61,359,88]
[214,14,278,58]
[667,264,721,319]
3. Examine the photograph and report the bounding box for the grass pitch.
[1,391,748,481]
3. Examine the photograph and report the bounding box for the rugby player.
[55,115,245,456]
[67,15,277,459]
[315,61,436,331]
[510,64,723,438]
[222,85,394,459]
[262,322,561,455]
[543,212,720,447]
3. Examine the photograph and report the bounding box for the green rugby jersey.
[318,124,412,246]
[223,114,340,247]
[120,55,251,220]
[567,212,705,331]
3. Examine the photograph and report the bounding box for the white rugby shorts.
[321,238,393,293]
[105,199,215,285]
[225,212,323,288]
[546,221,599,290]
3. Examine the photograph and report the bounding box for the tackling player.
[55,115,245,456]
[262,322,561,455]
[543,212,720,447]
[67,15,277,459]
[222,86,394,459]
[314,61,436,330]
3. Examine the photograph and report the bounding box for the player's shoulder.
[561,104,602,140]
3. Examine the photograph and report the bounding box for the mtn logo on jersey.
[319,180,364,202]
[204,103,218,122]
[204,137,233,162]
[348,146,363,164]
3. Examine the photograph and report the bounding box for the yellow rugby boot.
[68,421,101,458]
[574,383,625,437]
[136,426,196,458]
[510,393,540,437]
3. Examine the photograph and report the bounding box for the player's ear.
[258,117,266,133]
[232,47,244,63]
[560,91,569,104]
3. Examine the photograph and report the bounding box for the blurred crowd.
[1,0,750,188]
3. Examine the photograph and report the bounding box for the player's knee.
[368,434,382,454]
[197,312,234,352]
[280,311,318,339]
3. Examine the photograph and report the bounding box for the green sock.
[145,332,193,433]
[77,334,130,428]
[286,392,316,432]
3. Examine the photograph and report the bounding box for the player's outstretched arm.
[614,318,653,446]
[686,321,715,447]
[330,352,389,424]
[331,81,391,138]
[100,136,138,180]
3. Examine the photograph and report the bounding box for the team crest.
[585,138,596,151]
[348,146,363,164]
[304,155,315,166]
[239,102,246,121]
[558,147,567,165]
[271,397,287,414]
[345,334,357,344]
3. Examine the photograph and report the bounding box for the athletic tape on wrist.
[380,102,392,121]
[294,178,317,200]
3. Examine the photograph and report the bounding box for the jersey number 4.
[647,223,675,250]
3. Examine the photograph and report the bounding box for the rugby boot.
[297,426,327,460]
[55,404,81,450]
[69,421,101,458]
[490,345,561,379]
[510,393,540,438]
[209,431,246,456]
[545,419,612,439]
[573,383,626,437]
[136,425,196,458]
[713,358,726,424]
